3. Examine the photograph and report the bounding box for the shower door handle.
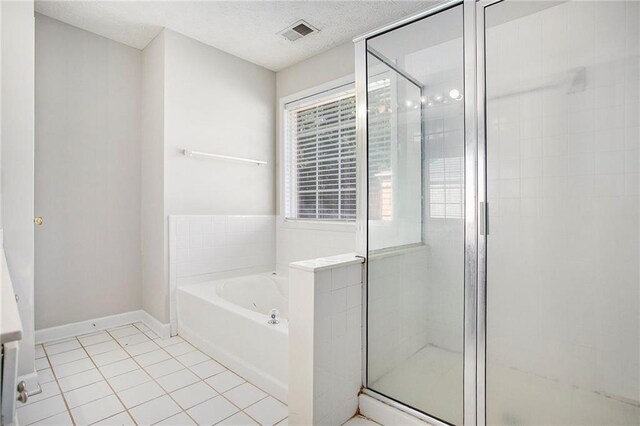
[480,202,489,236]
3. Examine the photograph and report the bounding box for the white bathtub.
[177,273,288,402]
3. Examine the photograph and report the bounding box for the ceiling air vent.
[279,20,318,42]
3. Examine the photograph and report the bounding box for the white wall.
[0,0,3,228]
[34,15,142,329]
[1,0,36,377]
[164,30,276,216]
[142,29,277,324]
[141,31,167,327]
[275,42,357,273]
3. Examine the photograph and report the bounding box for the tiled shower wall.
[288,256,363,426]
[367,248,429,383]
[485,1,639,401]
[169,215,275,279]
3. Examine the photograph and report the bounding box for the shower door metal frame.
[354,1,483,425]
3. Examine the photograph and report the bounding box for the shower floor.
[369,345,640,425]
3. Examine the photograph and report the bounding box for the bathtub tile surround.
[169,214,276,333]
[170,215,275,279]
[20,323,288,425]
[288,254,363,426]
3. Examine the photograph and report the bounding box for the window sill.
[280,218,357,233]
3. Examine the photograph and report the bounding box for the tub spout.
[268,308,280,325]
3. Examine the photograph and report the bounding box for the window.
[367,78,393,221]
[429,156,464,219]
[284,84,356,221]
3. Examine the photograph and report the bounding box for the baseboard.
[359,393,430,426]
[139,310,171,339]
[179,325,288,403]
[35,310,170,344]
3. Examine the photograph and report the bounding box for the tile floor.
[19,323,289,425]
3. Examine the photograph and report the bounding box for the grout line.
[80,328,138,425]
[105,325,205,425]
[71,338,128,425]
[29,323,288,426]
[35,337,80,426]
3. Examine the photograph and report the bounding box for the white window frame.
[279,75,357,232]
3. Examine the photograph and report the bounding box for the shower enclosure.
[355,1,640,425]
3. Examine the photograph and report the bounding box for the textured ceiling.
[35,0,435,71]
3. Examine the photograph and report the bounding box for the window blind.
[429,156,464,219]
[367,78,393,221]
[285,88,357,221]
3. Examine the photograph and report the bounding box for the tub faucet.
[268,309,280,325]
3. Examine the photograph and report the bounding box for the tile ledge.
[289,253,364,272]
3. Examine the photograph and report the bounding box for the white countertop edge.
[289,253,364,272]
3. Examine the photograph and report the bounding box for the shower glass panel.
[484,1,640,425]
[365,5,465,424]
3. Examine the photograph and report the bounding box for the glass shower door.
[483,1,640,424]
[364,4,466,425]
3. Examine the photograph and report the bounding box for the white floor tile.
[128,395,181,425]
[163,341,196,357]
[145,359,184,379]
[70,394,124,425]
[16,394,67,425]
[133,322,150,332]
[170,381,218,410]
[205,370,245,393]
[78,331,114,347]
[43,337,76,346]
[190,359,226,379]
[48,348,87,366]
[37,368,56,384]
[135,349,171,367]
[58,368,103,392]
[22,382,60,406]
[155,336,184,348]
[244,397,288,426]
[154,411,196,425]
[276,417,288,425]
[156,368,200,393]
[125,340,159,357]
[35,345,46,359]
[117,380,165,409]
[26,324,290,426]
[44,339,81,356]
[91,348,130,367]
[107,368,153,392]
[99,358,139,378]
[64,380,113,409]
[116,332,149,347]
[35,357,50,371]
[93,411,136,426]
[31,410,74,425]
[186,395,239,425]
[85,340,121,356]
[145,330,160,340]
[52,357,95,378]
[175,350,209,367]
[223,383,267,409]
[218,412,259,425]
[108,325,140,339]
